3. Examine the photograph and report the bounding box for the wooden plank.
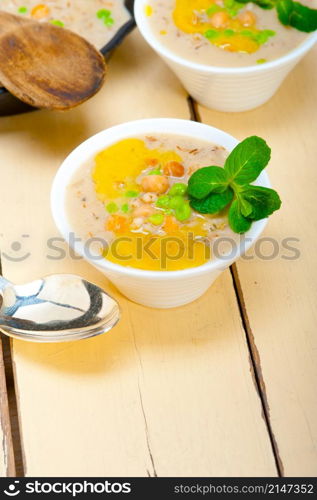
[0,336,16,476]
[0,30,276,476]
[199,46,317,476]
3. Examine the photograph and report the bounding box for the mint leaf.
[277,0,317,32]
[188,166,229,199]
[187,135,281,234]
[237,0,317,32]
[240,186,282,220]
[276,0,293,23]
[228,200,252,234]
[224,136,271,185]
[189,188,233,214]
[236,0,276,9]
[238,195,253,217]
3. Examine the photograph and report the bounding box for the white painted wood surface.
[0,31,277,477]
[199,45,317,476]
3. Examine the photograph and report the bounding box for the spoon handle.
[0,276,10,292]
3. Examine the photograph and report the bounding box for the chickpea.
[141,192,158,203]
[209,11,229,29]
[130,198,142,209]
[132,204,155,218]
[163,161,185,177]
[141,175,169,194]
[238,10,257,27]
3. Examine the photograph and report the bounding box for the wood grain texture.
[0,336,15,476]
[0,30,276,476]
[0,11,106,110]
[199,46,317,476]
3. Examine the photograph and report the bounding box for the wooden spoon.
[0,11,106,110]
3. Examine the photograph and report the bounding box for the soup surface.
[1,0,130,49]
[145,0,316,67]
[66,134,238,271]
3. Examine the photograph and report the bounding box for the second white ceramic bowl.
[134,0,317,112]
[51,119,270,308]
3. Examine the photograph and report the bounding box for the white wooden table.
[0,29,316,477]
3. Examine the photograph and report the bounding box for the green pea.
[169,195,185,210]
[204,29,219,40]
[50,20,65,27]
[106,202,118,214]
[148,213,164,226]
[104,17,114,26]
[18,6,28,14]
[97,9,111,19]
[206,5,221,15]
[121,203,130,214]
[168,183,187,196]
[125,190,139,198]
[223,29,235,37]
[148,168,162,175]
[156,195,171,208]
[175,203,192,222]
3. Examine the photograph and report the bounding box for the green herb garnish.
[257,58,267,64]
[237,0,317,32]
[106,202,118,214]
[254,29,276,44]
[188,136,281,234]
[148,213,164,225]
[223,0,245,16]
[18,6,28,14]
[125,190,139,198]
[206,4,222,15]
[148,168,162,175]
[236,0,276,8]
[50,19,65,27]
[276,0,317,31]
[97,8,115,27]
[205,27,275,45]
[121,203,130,213]
[205,29,220,39]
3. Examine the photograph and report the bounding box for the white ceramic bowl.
[51,118,270,308]
[134,0,317,112]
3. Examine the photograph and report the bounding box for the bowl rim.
[134,0,317,75]
[51,118,270,280]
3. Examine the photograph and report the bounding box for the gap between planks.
[0,258,24,477]
[187,96,284,478]
[0,97,285,478]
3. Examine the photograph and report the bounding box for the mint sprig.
[276,0,317,32]
[190,188,234,214]
[236,0,317,32]
[235,0,275,9]
[187,166,229,198]
[188,136,281,234]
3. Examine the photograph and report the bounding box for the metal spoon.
[0,274,120,342]
[0,11,106,110]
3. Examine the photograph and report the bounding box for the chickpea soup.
[145,0,317,67]
[66,134,238,271]
[1,1,130,50]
